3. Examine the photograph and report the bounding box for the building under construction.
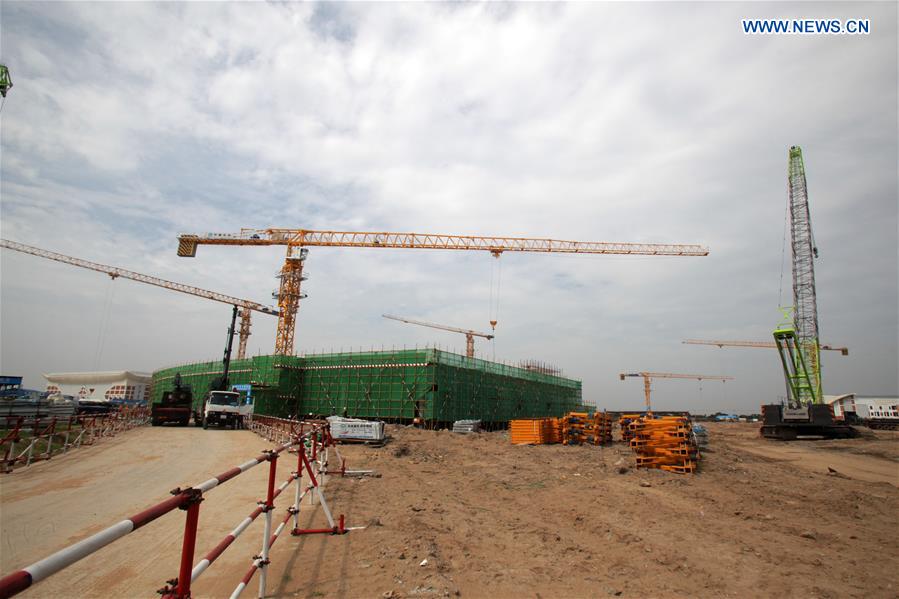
[151,349,584,425]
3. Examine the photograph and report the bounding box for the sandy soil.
[1,422,897,599]
[1,426,296,598]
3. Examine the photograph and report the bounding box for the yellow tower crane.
[382,313,493,358]
[0,239,278,359]
[681,339,848,355]
[177,228,709,356]
[619,371,734,413]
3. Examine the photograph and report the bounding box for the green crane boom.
[0,64,12,98]
[775,146,822,406]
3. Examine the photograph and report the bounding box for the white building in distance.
[824,394,899,419]
[44,371,152,403]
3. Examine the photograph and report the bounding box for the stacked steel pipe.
[627,415,699,474]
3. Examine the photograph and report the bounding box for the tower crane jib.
[681,339,848,355]
[177,228,709,356]
[619,371,734,413]
[0,239,279,360]
[382,314,493,359]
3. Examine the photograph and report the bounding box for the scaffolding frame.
[152,349,583,426]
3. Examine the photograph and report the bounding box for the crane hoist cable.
[92,276,117,370]
[488,256,495,331]
[488,252,502,332]
[778,191,790,309]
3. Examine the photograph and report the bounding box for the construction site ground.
[1,422,897,598]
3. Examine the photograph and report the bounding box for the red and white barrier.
[0,488,190,598]
[1,408,149,473]
[0,419,350,599]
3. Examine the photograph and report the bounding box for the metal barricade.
[0,419,349,599]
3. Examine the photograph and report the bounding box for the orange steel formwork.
[561,412,613,446]
[627,416,699,474]
[618,414,644,443]
[510,418,557,445]
[510,412,613,446]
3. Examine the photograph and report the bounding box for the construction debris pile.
[510,412,612,446]
[627,415,699,474]
[692,424,709,448]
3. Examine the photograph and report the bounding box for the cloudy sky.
[1,2,896,413]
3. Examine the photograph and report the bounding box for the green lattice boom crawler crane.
[0,64,12,98]
[761,147,856,440]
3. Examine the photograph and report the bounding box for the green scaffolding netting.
[151,349,584,423]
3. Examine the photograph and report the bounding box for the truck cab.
[202,390,243,429]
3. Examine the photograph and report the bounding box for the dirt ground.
[1,422,897,598]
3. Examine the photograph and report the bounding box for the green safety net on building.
[152,349,584,424]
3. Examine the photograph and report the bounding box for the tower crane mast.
[0,239,279,359]
[382,313,494,358]
[177,228,709,356]
[619,371,733,413]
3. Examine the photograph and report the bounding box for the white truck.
[201,390,245,429]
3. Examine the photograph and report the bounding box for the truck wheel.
[151,418,159,427]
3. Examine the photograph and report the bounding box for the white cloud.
[1,2,896,411]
